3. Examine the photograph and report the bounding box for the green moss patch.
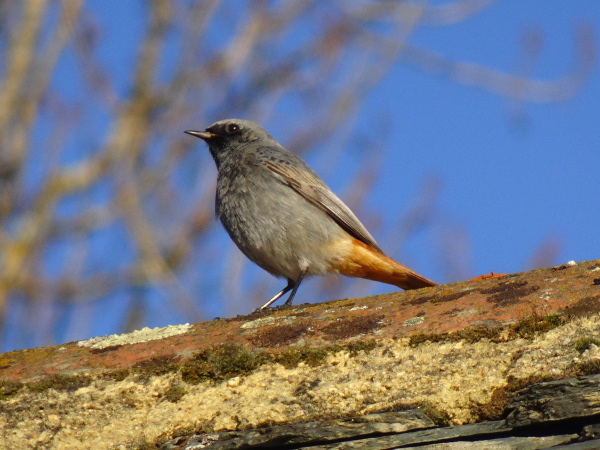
[0,379,24,400]
[181,343,264,384]
[162,385,187,402]
[409,312,565,347]
[180,340,380,385]
[574,336,600,353]
[27,373,93,393]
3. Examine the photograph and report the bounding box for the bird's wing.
[261,157,383,253]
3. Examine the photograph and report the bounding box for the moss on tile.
[180,343,264,384]
[163,384,187,403]
[179,340,381,385]
[574,336,600,354]
[0,379,24,400]
[27,373,92,393]
[409,312,565,347]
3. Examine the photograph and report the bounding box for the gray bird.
[185,119,436,309]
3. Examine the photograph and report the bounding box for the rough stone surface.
[506,374,600,427]
[0,259,599,449]
[160,410,435,449]
[162,376,600,449]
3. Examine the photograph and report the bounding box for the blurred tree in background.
[0,0,594,350]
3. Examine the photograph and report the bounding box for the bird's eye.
[225,123,240,134]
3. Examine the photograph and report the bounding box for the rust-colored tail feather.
[331,238,437,290]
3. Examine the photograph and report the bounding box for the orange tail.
[329,238,437,290]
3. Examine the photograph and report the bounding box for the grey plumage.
[185,119,436,309]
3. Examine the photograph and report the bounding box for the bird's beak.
[184,130,217,140]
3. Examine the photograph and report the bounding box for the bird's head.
[185,119,275,165]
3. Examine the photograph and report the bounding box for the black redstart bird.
[185,119,437,309]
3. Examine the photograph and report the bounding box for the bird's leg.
[283,267,307,306]
[259,279,294,310]
[258,267,308,310]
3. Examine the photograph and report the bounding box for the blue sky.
[3,1,599,351]
[359,1,600,282]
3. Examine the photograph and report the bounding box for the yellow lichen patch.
[1,315,599,449]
